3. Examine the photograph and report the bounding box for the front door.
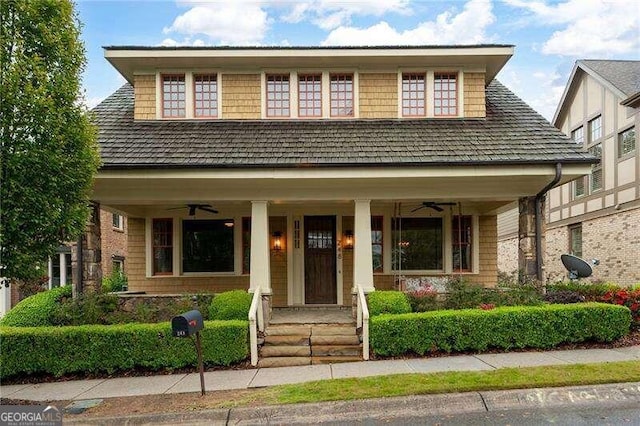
[304,216,337,304]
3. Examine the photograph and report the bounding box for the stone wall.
[497,237,519,274]
[133,75,156,120]
[359,73,398,118]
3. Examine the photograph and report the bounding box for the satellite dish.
[561,254,593,280]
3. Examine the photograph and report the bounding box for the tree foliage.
[0,0,100,282]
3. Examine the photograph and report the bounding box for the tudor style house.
[498,60,639,284]
[89,45,593,314]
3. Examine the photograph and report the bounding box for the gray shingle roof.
[94,80,594,169]
[580,60,640,97]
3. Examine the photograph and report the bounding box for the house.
[498,60,639,284]
[86,45,594,313]
[0,208,128,316]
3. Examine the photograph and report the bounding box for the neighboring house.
[86,45,592,311]
[498,60,639,285]
[1,208,128,315]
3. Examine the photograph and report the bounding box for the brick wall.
[544,207,640,285]
[133,75,156,120]
[463,72,486,118]
[221,74,261,119]
[100,210,128,278]
[359,73,398,118]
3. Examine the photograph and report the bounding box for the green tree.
[0,0,100,284]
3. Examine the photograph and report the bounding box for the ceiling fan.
[411,201,457,213]
[168,204,219,216]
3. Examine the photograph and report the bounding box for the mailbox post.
[172,310,205,396]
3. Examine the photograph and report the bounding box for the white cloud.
[158,38,206,47]
[282,1,411,30]
[504,0,640,57]
[322,0,495,45]
[164,2,269,45]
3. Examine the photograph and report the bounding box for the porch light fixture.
[272,231,283,251]
[224,221,234,228]
[344,230,354,250]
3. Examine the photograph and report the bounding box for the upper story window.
[571,126,584,145]
[573,176,586,198]
[402,73,426,117]
[618,126,636,158]
[330,74,354,117]
[434,73,458,116]
[162,75,186,118]
[194,74,218,118]
[266,74,290,117]
[298,74,322,118]
[589,143,602,191]
[588,115,602,142]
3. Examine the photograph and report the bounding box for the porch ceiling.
[93,164,590,215]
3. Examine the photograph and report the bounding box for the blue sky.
[77,0,640,120]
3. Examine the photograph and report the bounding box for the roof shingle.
[93,80,594,169]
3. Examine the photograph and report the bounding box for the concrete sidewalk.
[1,345,639,402]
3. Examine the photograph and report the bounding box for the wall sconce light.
[272,231,283,252]
[344,230,354,250]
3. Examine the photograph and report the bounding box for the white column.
[0,282,11,317]
[249,201,271,294]
[48,257,53,289]
[353,199,374,292]
[59,253,67,286]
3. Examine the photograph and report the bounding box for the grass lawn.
[238,361,640,407]
[62,360,640,419]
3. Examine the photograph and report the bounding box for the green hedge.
[370,303,630,356]
[0,320,248,379]
[209,290,252,320]
[367,291,412,316]
[0,286,71,327]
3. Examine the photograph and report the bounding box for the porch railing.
[356,284,370,361]
[248,287,264,366]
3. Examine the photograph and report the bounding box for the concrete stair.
[258,322,362,368]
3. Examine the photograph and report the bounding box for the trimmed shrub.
[209,290,252,320]
[0,320,248,379]
[0,286,71,327]
[547,282,620,299]
[444,277,542,310]
[370,303,630,356]
[367,291,412,316]
[544,290,585,304]
[406,288,440,312]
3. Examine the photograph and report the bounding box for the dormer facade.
[104,45,515,122]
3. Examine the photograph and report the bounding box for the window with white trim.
[571,126,584,146]
[194,74,218,118]
[298,74,322,118]
[266,74,290,117]
[112,213,123,230]
[618,126,636,157]
[588,115,602,142]
[434,73,457,116]
[589,143,602,191]
[330,74,354,117]
[402,73,426,117]
[161,74,186,118]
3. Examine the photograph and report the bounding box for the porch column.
[518,196,539,281]
[353,199,374,292]
[249,201,271,294]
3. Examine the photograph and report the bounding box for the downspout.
[535,163,562,281]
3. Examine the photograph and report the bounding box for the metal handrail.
[248,287,263,366]
[356,284,370,361]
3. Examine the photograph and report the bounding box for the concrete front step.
[260,345,311,357]
[311,345,362,357]
[311,355,363,365]
[265,325,312,336]
[311,325,357,336]
[264,335,310,346]
[310,335,361,345]
[257,357,311,368]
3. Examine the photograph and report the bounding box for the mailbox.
[171,310,204,337]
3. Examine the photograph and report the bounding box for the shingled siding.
[270,216,288,307]
[133,75,156,120]
[359,73,398,118]
[222,74,261,119]
[477,215,498,286]
[463,72,486,118]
